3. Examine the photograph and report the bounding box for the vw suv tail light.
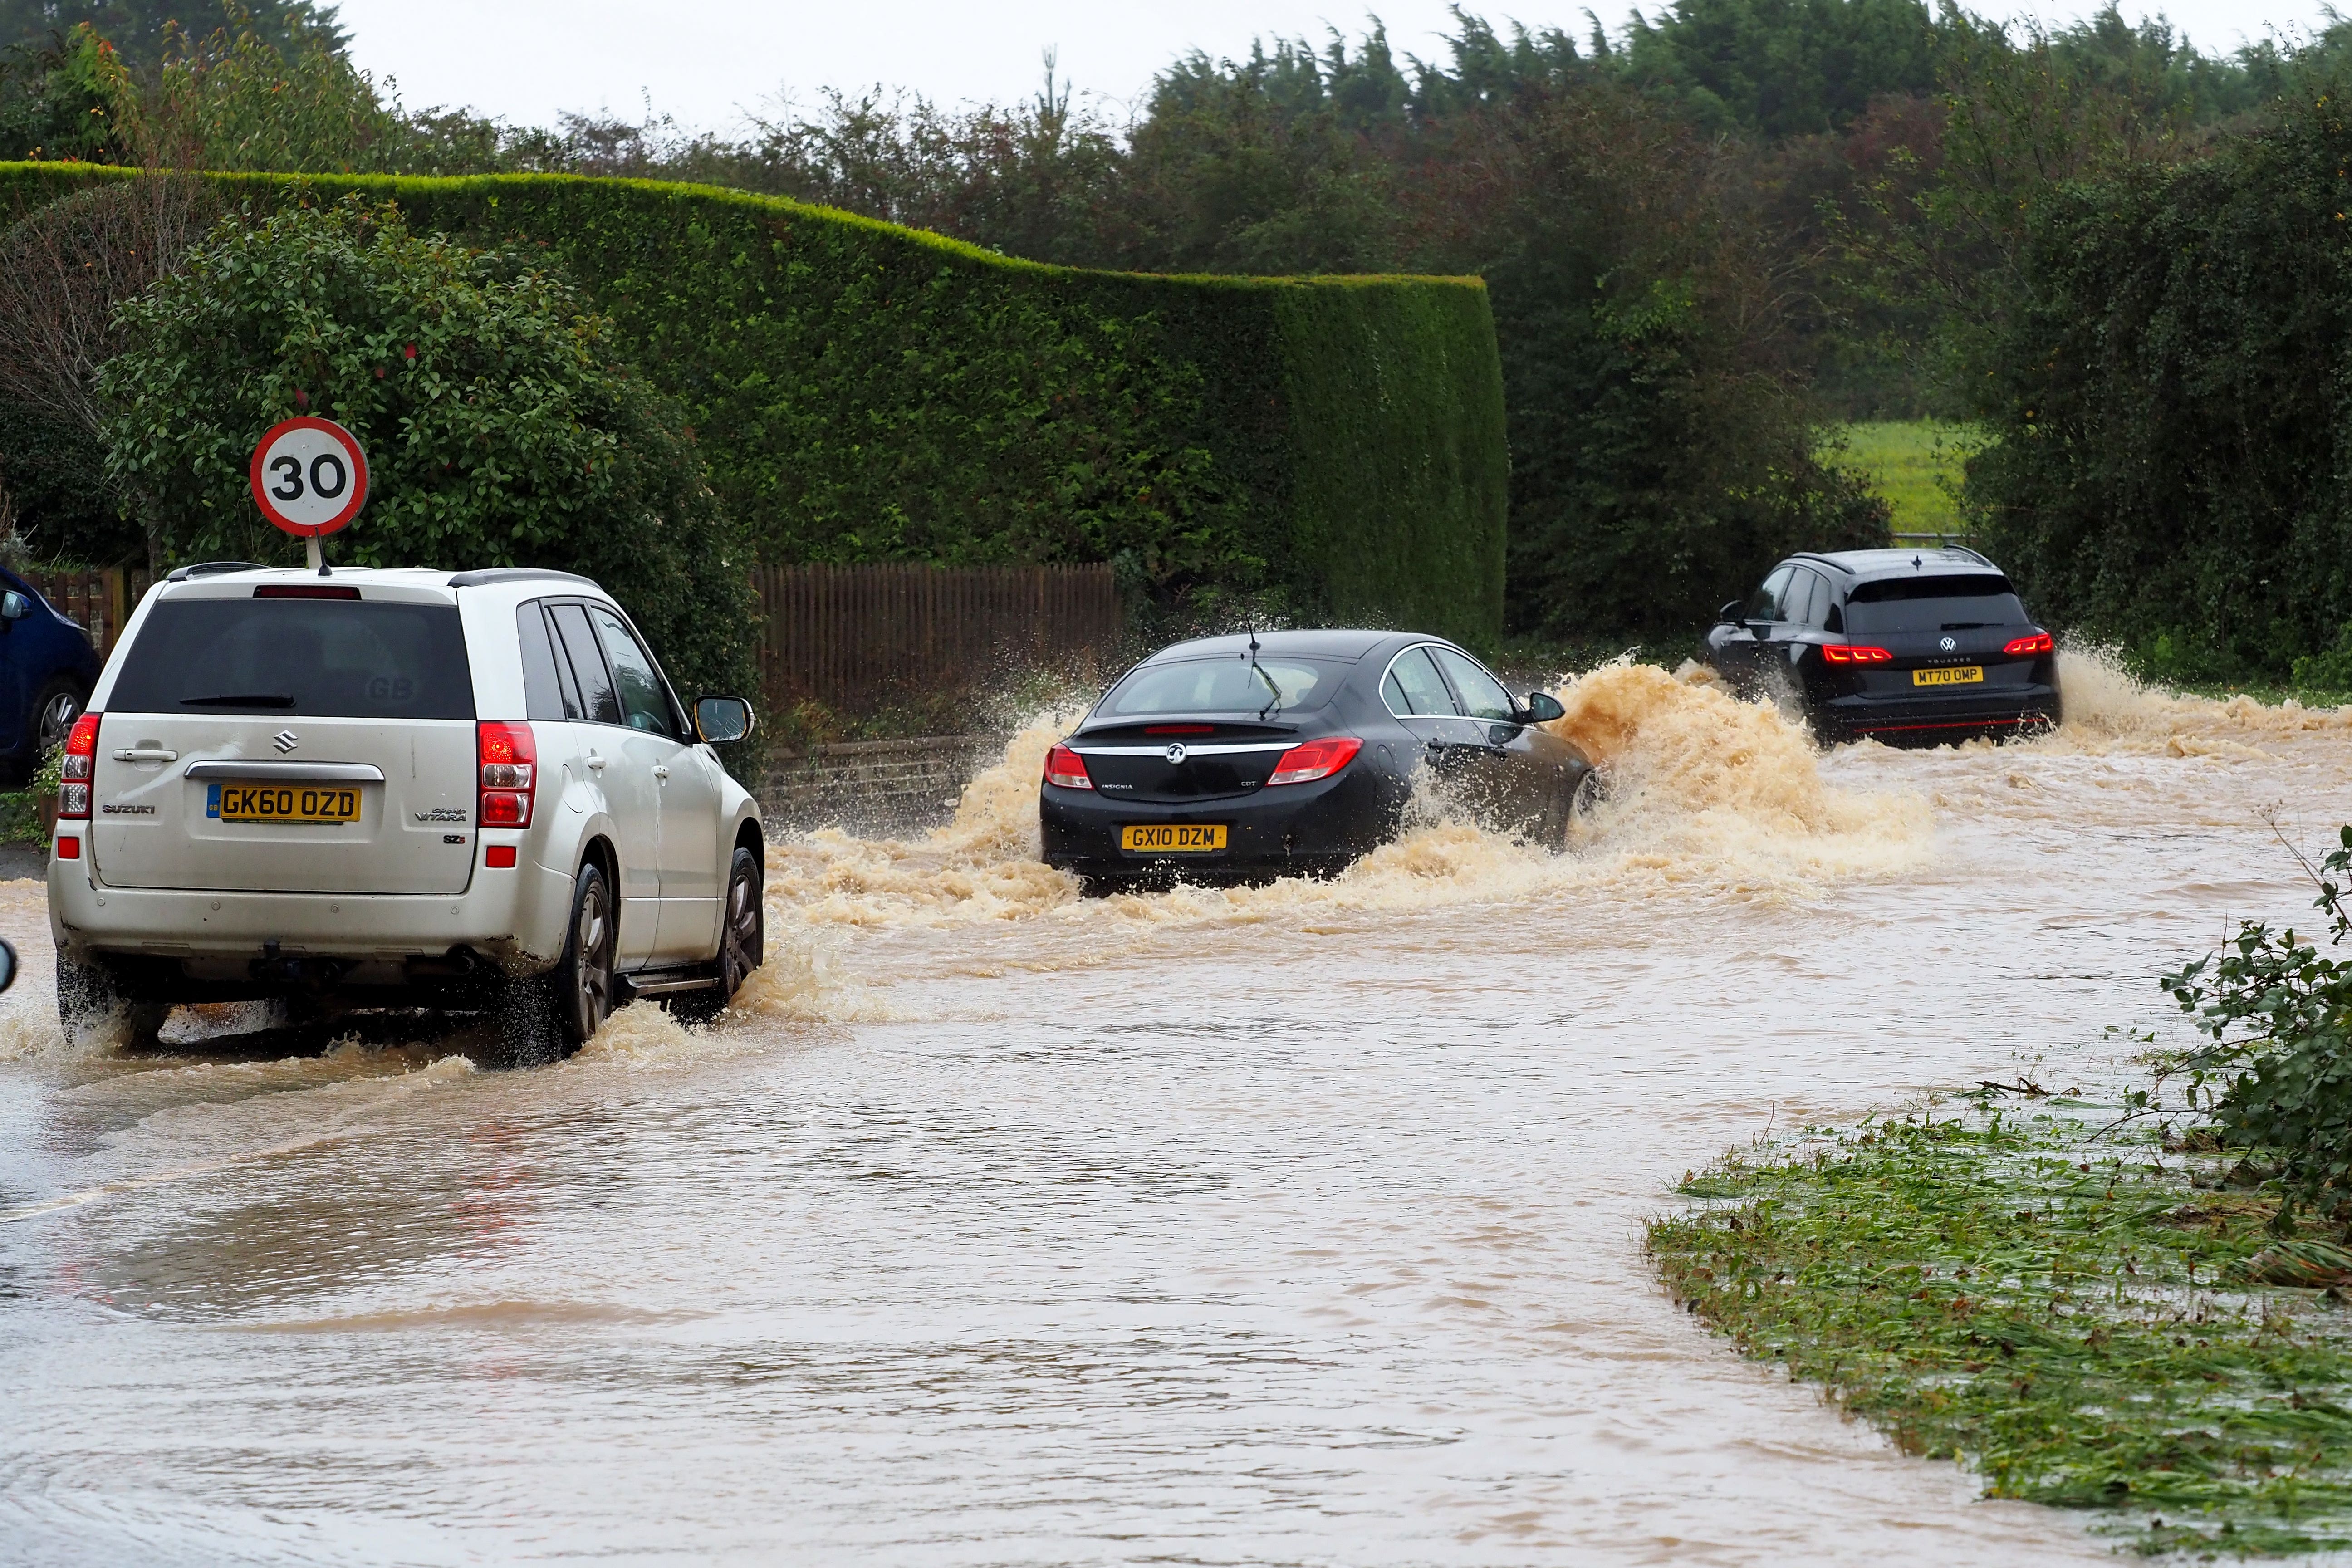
[57,710,98,820]
[1266,735,1362,787]
[2004,631,2055,656]
[1043,743,1092,789]
[1820,644,1894,664]
[478,721,536,828]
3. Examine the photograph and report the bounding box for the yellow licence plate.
[1912,666,1984,687]
[207,783,361,825]
[1121,824,1227,853]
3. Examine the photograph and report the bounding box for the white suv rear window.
[110,598,475,719]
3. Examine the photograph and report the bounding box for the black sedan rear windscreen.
[1843,575,2030,636]
[1104,657,1348,715]
[110,598,475,719]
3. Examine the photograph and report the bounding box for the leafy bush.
[96,197,760,702]
[1965,78,2352,675]
[2166,826,2352,1217]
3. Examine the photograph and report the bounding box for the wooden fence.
[8,560,1124,721]
[754,562,1122,716]
[20,567,149,655]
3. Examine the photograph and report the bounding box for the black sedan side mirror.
[0,938,18,993]
[1717,600,1743,625]
[694,695,755,745]
[1523,691,1566,723]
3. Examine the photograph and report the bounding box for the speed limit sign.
[248,416,368,537]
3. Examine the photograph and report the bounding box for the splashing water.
[762,663,1936,932]
[2011,645,2350,759]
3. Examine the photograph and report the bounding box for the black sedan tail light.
[1266,736,1362,786]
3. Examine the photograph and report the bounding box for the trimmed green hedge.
[0,165,1508,644]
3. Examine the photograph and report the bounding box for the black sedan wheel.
[33,679,83,760]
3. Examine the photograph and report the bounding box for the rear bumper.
[46,826,576,988]
[1819,681,2062,743]
[1040,766,1393,881]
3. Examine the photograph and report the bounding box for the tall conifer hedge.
[0,165,1509,644]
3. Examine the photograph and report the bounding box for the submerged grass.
[1648,1107,2352,1555]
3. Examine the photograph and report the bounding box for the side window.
[516,603,575,721]
[549,603,622,726]
[590,606,674,736]
[1382,647,1459,716]
[1788,568,1828,630]
[1747,565,1795,622]
[1431,647,1517,721]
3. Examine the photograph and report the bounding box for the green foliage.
[2295,624,2352,694]
[0,23,135,163]
[141,8,402,172]
[9,165,1504,643]
[1273,278,1507,634]
[1620,0,1940,138]
[1965,79,2352,675]
[96,197,759,703]
[0,0,348,70]
[1828,420,1972,535]
[0,396,132,562]
[1467,92,1888,640]
[2164,826,2352,1219]
[1651,1110,2352,1553]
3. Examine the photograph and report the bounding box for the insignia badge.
[1164,743,1188,764]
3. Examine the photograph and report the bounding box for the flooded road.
[4,654,2349,1565]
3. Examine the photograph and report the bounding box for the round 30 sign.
[248,416,368,537]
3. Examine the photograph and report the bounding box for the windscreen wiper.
[1246,627,1285,719]
[179,693,296,707]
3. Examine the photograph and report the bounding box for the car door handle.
[584,752,606,772]
[111,747,177,763]
[652,764,669,780]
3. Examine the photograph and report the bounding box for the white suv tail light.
[57,710,98,820]
[478,721,535,829]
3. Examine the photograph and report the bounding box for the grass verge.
[1648,1106,2352,1555]
[1828,420,1976,538]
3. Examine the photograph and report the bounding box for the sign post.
[248,416,368,573]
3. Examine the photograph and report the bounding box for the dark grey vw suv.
[1702,548,2063,744]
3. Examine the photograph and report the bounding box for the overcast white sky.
[334,0,2337,134]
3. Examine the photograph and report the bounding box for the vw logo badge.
[1164,743,1188,765]
[272,730,299,753]
[1939,637,1956,652]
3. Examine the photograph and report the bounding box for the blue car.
[0,569,100,782]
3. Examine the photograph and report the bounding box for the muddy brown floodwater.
[4,653,2350,1565]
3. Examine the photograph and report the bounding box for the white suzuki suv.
[47,563,764,1060]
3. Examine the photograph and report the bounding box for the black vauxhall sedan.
[1703,547,2063,744]
[1041,629,1594,889]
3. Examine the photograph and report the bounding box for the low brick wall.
[755,735,995,833]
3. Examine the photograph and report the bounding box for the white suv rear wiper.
[178,693,296,707]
